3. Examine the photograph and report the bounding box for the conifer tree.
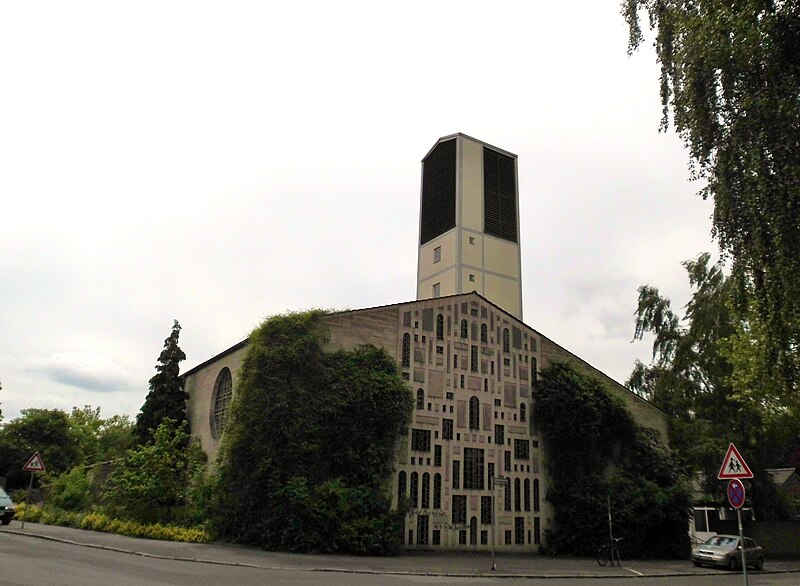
[135,320,188,445]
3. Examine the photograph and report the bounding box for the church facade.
[184,134,667,551]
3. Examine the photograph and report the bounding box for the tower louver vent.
[483,148,518,243]
[420,139,456,245]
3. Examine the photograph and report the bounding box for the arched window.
[514,477,521,511]
[410,472,419,508]
[398,471,407,503]
[534,479,540,512]
[436,314,444,340]
[480,323,488,343]
[520,403,527,422]
[211,367,233,438]
[524,478,531,511]
[433,473,442,509]
[503,328,510,353]
[460,319,468,338]
[469,396,480,430]
[416,389,425,410]
[402,333,411,367]
[421,472,430,509]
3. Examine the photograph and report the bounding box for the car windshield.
[705,536,738,548]
[0,487,8,498]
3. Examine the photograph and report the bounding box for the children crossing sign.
[717,443,753,480]
[22,451,46,472]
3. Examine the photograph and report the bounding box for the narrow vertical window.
[460,319,468,338]
[470,517,478,545]
[410,472,419,508]
[481,323,488,343]
[470,345,478,371]
[452,460,461,489]
[433,246,441,263]
[524,478,531,511]
[503,328,510,353]
[402,333,411,367]
[432,282,441,298]
[398,471,407,502]
[436,314,444,340]
[421,473,430,509]
[520,403,526,422]
[433,473,442,509]
[514,478,521,511]
[416,389,424,410]
[534,479,540,512]
[469,396,480,429]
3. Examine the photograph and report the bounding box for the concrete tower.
[416,133,523,319]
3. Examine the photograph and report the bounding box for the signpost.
[491,476,509,571]
[717,443,752,586]
[20,452,46,529]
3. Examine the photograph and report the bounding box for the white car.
[691,534,764,571]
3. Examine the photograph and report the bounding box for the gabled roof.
[422,133,517,161]
[767,468,800,487]
[182,290,664,417]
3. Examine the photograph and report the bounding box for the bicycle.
[596,537,623,567]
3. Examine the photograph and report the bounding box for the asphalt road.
[2,524,800,586]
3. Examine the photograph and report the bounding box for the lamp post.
[491,476,509,571]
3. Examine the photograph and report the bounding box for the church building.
[184,133,667,551]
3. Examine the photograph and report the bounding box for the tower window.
[433,282,441,298]
[433,246,441,263]
[420,139,456,245]
[483,147,518,243]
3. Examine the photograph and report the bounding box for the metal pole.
[737,508,749,586]
[20,472,33,530]
[491,478,497,571]
[607,495,616,566]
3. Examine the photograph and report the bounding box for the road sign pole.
[20,471,34,530]
[491,478,496,571]
[737,508,749,586]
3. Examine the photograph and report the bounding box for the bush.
[47,467,91,511]
[14,503,211,543]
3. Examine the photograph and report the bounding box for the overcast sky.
[0,1,717,423]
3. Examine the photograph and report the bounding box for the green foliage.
[105,419,206,524]
[624,0,800,387]
[533,362,690,559]
[68,406,134,465]
[629,254,798,519]
[212,310,412,554]
[135,320,188,445]
[0,408,79,490]
[47,467,92,512]
[15,503,210,543]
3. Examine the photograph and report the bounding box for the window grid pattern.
[463,448,485,490]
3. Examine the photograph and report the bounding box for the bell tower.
[416,133,523,319]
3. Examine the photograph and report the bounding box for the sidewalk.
[3,521,800,579]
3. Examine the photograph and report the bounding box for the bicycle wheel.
[596,545,609,566]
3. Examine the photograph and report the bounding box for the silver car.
[691,534,764,571]
[0,487,15,525]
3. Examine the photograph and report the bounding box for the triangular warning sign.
[718,443,753,479]
[22,451,46,473]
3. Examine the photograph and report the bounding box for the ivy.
[533,362,690,558]
[211,310,413,554]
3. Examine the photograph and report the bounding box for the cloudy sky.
[0,1,717,423]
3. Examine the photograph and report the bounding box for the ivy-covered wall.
[533,361,690,559]
[210,310,413,554]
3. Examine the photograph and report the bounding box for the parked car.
[0,487,15,525]
[691,534,764,571]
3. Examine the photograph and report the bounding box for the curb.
[3,528,800,580]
